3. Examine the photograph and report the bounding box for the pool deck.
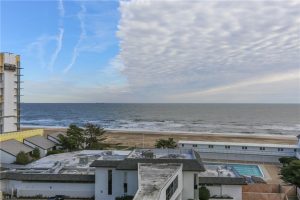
[204,159,284,184]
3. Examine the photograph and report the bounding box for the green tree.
[155,138,177,149]
[280,159,300,187]
[32,147,40,159]
[84,123,108,149]
[279,157,297,166]
[199,186,210,200]
[58,124,84,151]
[16,151,30,165]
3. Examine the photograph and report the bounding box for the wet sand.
[24,127,298,148]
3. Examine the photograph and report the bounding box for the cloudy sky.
[1,0,300,103]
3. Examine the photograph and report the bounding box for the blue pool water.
[229,164,263,177]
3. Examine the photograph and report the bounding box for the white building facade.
[178,139,300,163]
[0,52,21,133]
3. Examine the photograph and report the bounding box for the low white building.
[23,135,56,157]
[178,136,300,163]
[1,149,253,200]
[90,149,205,200]
[0,139,33,163]
[47,132,66,144]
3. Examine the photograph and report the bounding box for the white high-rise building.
[0,52,21,133]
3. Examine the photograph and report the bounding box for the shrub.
[155,138,177,148]
[280,159,300,187]
[46,149,64,156]
[32,148,40,159]
[16,151,30,165]
[199,186,210,200]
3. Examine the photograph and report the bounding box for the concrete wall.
[0,180,94,198]
[0,150,16,163]
[155,167,183,200]
[205,185,242,200]
[182,171,198,200]
[0,129,44,142]
[95,168,138,200]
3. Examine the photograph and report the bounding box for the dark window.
[124,172,127,194]
[260,147,265,151]
[108,170,112,195]
[123,183,127,194]
[192,144,197,147]
[166,176,178,200]
[278,148,284,151]
[208,145,214,148]
[194,173,198,189]
[294,149,297,152]
[242,146,247,150]
[181,144,184,147]
[225,145,230,149]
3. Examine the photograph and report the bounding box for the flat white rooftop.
[128,148,195,159]
[26,150,131,169]
[178,140,299,149]
[134,163,182,200]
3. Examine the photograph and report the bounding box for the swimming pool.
[229,164,263,177]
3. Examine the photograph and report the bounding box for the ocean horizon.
[20,103,300,136]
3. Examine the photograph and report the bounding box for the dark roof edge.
[0,172,95,183]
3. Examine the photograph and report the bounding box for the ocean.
[21,103,300,135]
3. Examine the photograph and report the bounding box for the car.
[47,195,65,200]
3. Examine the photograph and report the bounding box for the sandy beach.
[24,127,298,148]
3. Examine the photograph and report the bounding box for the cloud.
[169,69,300,102]
[26,35,58,69]
[49,28,64,70]
[64,3,86,73]
[58,0,65,18]
[26,0,65,71]
[117,0,300,102]
[23,78,130,103]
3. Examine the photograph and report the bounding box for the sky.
[1,0,300,103]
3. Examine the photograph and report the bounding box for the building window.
[124,172,127,194]
[260,147,265,151]
[166,176,178,200]
[225,145,230,149]
[208,145,214,148]
[194,173,198,190]
[181,144,184,147]
[192,144,197,147]
[108,170,112,195]
[294,149,297,152]
[242,146,247,150]
[278,148,284,151]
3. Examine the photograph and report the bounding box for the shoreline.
[21,125,297,138]
[22,126,298,148]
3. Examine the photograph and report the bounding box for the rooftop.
[128,148,195,159]
[0,139,33,156]
[91,149,205,172]
[27,150,131,169]
[24,135,56,150]
[47,132,66,141]
[134,163,182,200]
[178,140,299,148]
